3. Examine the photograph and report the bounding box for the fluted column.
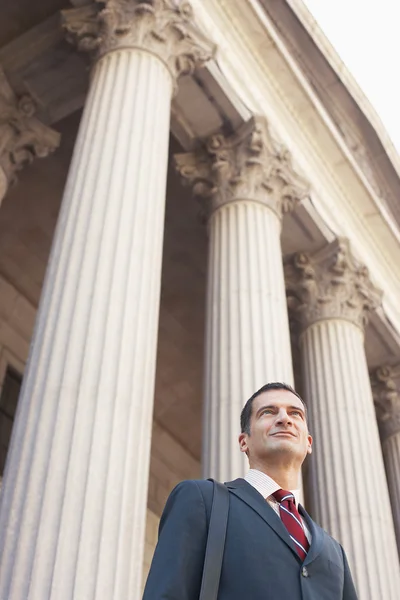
[286,238,400,599]
[372,366,400,556]
[0,2,214,599]
[0,67,59,204]
[176,117,309,480]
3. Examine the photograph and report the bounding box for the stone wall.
[0,274,35,371]
[0,274,34,486]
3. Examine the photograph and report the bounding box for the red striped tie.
[272,489,309,561]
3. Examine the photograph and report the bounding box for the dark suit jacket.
[143,478,358,599]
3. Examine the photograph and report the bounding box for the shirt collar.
[244,469,301,506]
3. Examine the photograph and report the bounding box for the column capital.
[175,116,309,219]
[0,68,60,202]
[371,365,400,441]
[285,237,382,331]
[61,0,215,87]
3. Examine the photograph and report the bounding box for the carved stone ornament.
[61,0,216,86]
[174,116,309,219]
[0,68,60,200]
[285,237,382,331]
[371,365,400,441]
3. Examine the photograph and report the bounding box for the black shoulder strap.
[199,479,230,600]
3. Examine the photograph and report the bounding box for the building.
[0,0,399,598]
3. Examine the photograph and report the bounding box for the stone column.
[0,2,214,600]
[0,67,59,204]
[176,117,309,481]
[285,238,400,599]
[371,365,400,556]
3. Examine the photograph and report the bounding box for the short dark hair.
[240,382,306,435]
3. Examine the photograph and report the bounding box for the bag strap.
[199,479,230,600]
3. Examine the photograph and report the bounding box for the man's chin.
[266,437,300,454]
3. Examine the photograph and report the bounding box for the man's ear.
[238,432,249,454]
[307,433,313,455]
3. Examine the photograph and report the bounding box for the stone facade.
[0,1,400,599]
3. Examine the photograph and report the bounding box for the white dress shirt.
[244,469,312,543]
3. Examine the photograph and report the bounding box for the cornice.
[286,0,400,189]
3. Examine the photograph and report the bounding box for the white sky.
[302,0,400,154]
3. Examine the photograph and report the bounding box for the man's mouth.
[271,431,296,438]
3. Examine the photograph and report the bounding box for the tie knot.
[272,489,294,504]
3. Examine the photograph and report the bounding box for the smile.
[271,432,296,438]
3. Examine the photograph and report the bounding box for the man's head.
[238,382,312,470]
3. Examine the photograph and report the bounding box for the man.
[143,382,358,599]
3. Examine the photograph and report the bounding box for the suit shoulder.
[167,479,215,513]
[169,478,213,492]
[167,479,214,501]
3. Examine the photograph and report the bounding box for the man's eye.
[292,411,302,417]
[262,409,274,415]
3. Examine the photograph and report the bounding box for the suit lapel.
[298,504,324,565]
[226,478,301,561]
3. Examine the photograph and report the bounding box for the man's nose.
[276,410,292,424]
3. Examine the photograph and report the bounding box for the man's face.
[238,389,312,467]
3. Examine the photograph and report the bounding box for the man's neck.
[249,462,301,490]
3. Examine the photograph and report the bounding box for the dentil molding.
[61,0,216,88]
[0,68,60,203]
[285,237,382,331]
[174,115,309,219]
